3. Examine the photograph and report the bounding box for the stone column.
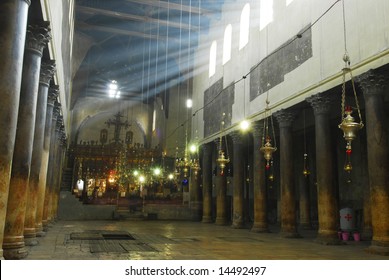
[0,0,31,260]
[42,102,60,230]
[251,122,269,232]
[189,161,201,206]
[306,93,339,244]
[36,86,58,236]
[230,131,245,229]
[3,22,51,259]
[215,139,228,225]
[274,109,300,238]
[202,142,213,223]
[299,172,312,229]
[46,112,62,226]
[358,70,389,255]
[24,60,56,246]
[51,122,66,221]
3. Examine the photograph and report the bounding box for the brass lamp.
[191,159,201,177]
[338,56,363,173]
[260,136,277,169]
[338,2,364,174]
[216,149,229,176]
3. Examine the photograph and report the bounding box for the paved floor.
[23,220,389,260]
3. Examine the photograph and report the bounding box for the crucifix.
[105,112,130,144]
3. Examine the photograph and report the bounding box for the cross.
[105,112,130,144]
[344,213,352,221]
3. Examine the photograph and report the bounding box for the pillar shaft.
[42,102,60,230]
[215,139,228,225]
[251,122,269,232]
[299,175,312,229]
[307,93,339,244]
[0,0,31,260]
[36,86,58,236]
[358,70,389,255]
[24,61,55,246]
[202,142,213,223]
[230,132,245,229]
[50,122,65,221]
[274,109,300,238]
[3,22,50,259]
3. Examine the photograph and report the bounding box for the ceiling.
[72,0,226,107]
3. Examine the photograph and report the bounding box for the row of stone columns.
[0,0,67,259]
[199,72,389,255]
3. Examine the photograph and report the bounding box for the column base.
[361,228,373,241]
[215,217,228,226]
[42,219,49,231]
[314,234,343,245]
[24,237,39,246]
[202,216,213,223]
[365,245,389,256]
[24,227,38,246]
[251,223,270,233]
[299,222,313,230]
[365,240,389,256]
[2,238,28,260]
[281,231,302,238]
[36,230,46,237]
[231,221,244,229]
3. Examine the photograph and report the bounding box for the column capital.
[229,131,243,144]
[306,93,334,115]
[356,69,388,97]
[39,60,56,86]
[25,22,51,56]
[274,109,296,128]
[251,121,264,138]
[48,85,59,106]
[201,142,213,157]
[53,101,61,120]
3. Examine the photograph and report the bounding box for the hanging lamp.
[216,113,230,175]
[260,100,277,170]
[302,109,310,177]
[338,0,363,174]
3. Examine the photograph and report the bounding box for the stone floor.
[23,220,389,260]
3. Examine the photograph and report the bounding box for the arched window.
[209,40,217,77]
[239,3,250,50]
[286,0,294,6]
[223,24,232,64]
[260,0,273,31]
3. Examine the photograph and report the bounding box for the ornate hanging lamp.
[260,100,277,170]
[338,0,363,174]
[302,109,310,177]
[216,113,230,176]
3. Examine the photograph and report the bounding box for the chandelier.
[338,0,363,174]
[260,100,277,170]
[216,113,230,176]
